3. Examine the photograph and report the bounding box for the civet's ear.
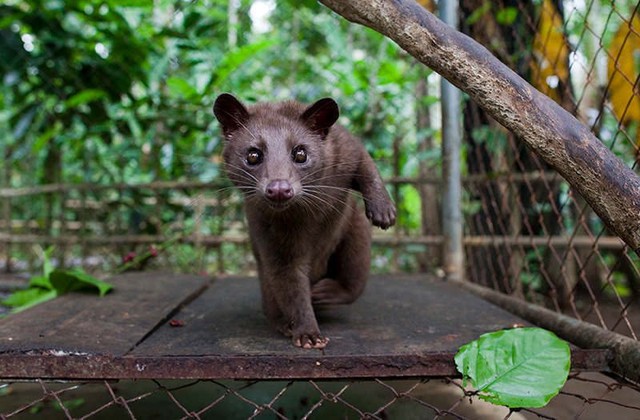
[213,93,250,138]
[300,98,339,138]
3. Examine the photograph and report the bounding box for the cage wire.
[1,374,639,419]
[1,0,640,418]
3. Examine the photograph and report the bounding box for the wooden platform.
[0,272,608,380]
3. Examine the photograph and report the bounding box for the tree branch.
[319,0,640,255]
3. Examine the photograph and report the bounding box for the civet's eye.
[292,146,307,163]
[246,148,263,166]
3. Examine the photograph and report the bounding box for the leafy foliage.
[2,247,113,313]
[1,0,439,275]
[2,0,636,285]
[455,327,571,408]
[1,0,435,191]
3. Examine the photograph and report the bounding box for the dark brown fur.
[213,94,396,349]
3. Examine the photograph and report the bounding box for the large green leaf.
[49,269,113,296]
[455,328,571,408]
[2,289,57,312]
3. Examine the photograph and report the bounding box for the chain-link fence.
[2,374,640,419]
[460,0,640,336]
[1,0,640,418]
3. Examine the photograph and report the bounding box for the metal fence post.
[440,0,464,281]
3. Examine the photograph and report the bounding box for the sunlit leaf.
[2,289,57,312]
[496,7,518,25]
[167,77,199,99]
[399,185,421,230]
[455,328,571,408]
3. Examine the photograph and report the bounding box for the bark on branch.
[319,0,640,255]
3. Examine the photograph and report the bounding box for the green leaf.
[210,38,278,88]
[64,89,107,109]
[42,246,55,279]
[379,61,405,85]
[31,122,62,154]
[455,328,570,408]
[496,7,518,25]
[166,77,199,100]
[465,2,491,25]
[399,185,421,230]
[28,275,52,290]
[2,289,57,312]
[49,269,114,296]
[420,95,440,108]
[0,15,16,30]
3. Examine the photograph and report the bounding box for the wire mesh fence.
[1,0,640,418]
[459,0,640,339]
[1,374,640,419]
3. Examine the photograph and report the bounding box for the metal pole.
[439,0,464,281]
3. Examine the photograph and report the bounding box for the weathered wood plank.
[119,274,536,379]
[0,273,610,380]
[0,272,210,356]
[133,275,524,357]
